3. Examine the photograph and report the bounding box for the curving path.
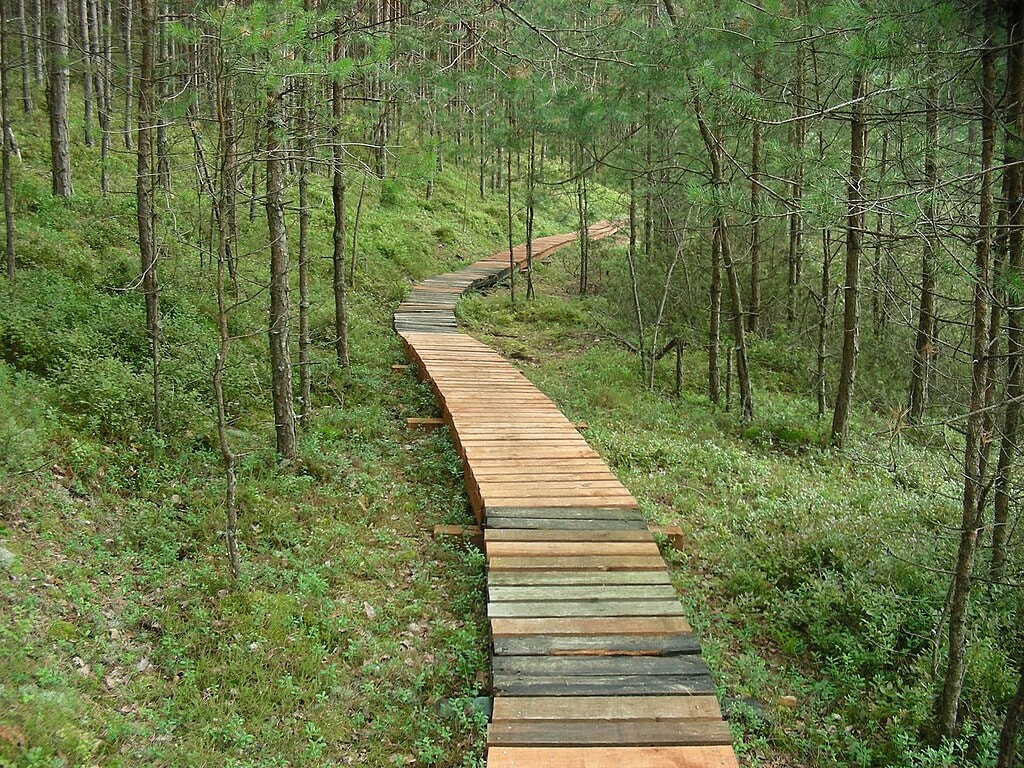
[395,224,738,768]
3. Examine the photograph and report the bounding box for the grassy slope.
[0,99,620,767]
[458,250,1022,768]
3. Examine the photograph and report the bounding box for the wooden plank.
[485,529,654,543]
[488,584,678,601]
[407,417,445,430]
[488,571,672,587]
[485,542,660,558]
[488,555,667,572]
[492,633,701,657]
[491,617,693,637]
[487,719,733,747]
[486,507,643,520]
[486,746,739,768]
[491,673,716,697]
[491,695,722,722]
[488,599,685,619]
[493,655,709,678]
[485,516,648,531]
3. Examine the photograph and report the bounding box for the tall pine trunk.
[331,26,350,368]
[937,0,997,737]
[265,86,297,460]
[830,71,868,449]
[909,83,938,423]
[47,0,72,197]
[137,0,159,431]
[2,0,14,280]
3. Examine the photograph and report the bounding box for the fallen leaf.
[362,602,376,620]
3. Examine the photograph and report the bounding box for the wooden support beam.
[649,525,685,551]
[433,524,484,550]
[407,417,445,431]
[574,422,589,430]
[391,364,411,372]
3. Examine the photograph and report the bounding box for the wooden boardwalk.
[395,224,738,768]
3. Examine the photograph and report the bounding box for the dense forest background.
[0,0,1022,766]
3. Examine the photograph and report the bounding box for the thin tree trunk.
[79,0,93,146]
[331,25,350,368]
[817,229,831,418]
[830,71,868,449]
[627,177,647,382]
[155,1,168,189]
[526,126,535,301]
[265,85,297,460]
[909,83,938,423]
[17,0,31,113]
[748,56,763,334]
[709,224,722,405]
[692,82,752,420]
[937,0,997,737]
[997,658,1024,768]
[507,129,515,306]
[348,175,365,289]
[137,0,159,431]
[95,0,111,194]
[122,0,133,151]
[297,81,311,423]
[992,2,1024,584]
[787,33,805,327]
[32,0,42,86]
[2,0,14,280]
[48,0,73,197]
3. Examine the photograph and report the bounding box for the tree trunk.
[909,83,938,423]
[2,0,14,280]
[331,26,350,368]
[748,56,763,334]
[47,0,72,197]
[122,0,133,151]
[526,126,536,301]
[992,2,1024,584]
[297,81,311,423]
[137,0,159,431]
[817,229,831,418]
[997,658,1024,768]
[79,0,93,146]
[937,0,997,737]
[576,161,589,296]
[627,177,647,382]
[155,1,169,189]
[96,0,111,194]
[32,0,43,86]
[787,33,805,327]
[830,71,868,449]
[692,82,752,421]
[709,223,721,405]
[265,85,297,461]
[18,0,31,113]
[507,128,515,306]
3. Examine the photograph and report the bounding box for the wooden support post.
[574,422,589,430]
[433,524,484,550]
[649,525,686,551]
[407,417,445,431]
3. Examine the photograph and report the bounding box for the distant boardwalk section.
[395,223,739,768]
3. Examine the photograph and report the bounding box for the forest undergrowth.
[459,246,1022,768]
[0,99,622,767]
